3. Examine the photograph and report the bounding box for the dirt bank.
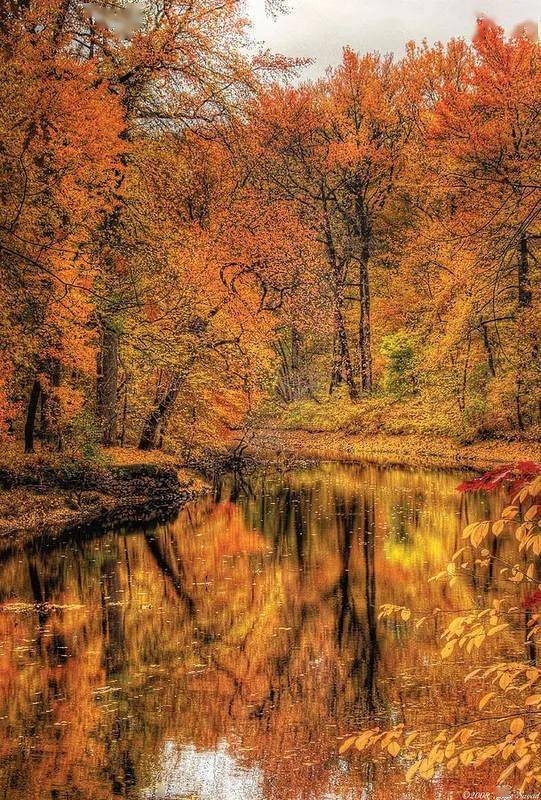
[0,446,208,548]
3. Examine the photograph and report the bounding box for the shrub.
[380,331,417,398]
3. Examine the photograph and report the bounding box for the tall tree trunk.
[119,381,128,447]
[40,358,62,451]
[481,321,496,377]
[290,326,304,400]
[275,336,293,402]
[359,240,372,393]
[322,201,358,401]
[518,233,532,309]
[97,321,119,447]
[334,299,358,401]
[516,233,535,430]
[329,330,343,394]
[276,327,308,402]
[139,375,181,451]
[24,379,41,453]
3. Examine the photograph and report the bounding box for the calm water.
[0,462,522,799]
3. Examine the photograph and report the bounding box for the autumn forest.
[1,0,541,798]
[1,1,539,459]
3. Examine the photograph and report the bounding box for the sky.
[247,0,540,77]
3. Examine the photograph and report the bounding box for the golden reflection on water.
[0,462,524,799]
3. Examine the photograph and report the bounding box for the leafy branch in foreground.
[340,463,541,790]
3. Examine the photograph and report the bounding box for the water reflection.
[0,462,520,799]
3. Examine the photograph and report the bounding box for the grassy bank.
[248,394,540,472]
[0,444,207,546]
[249,428,541,473]
[259,396,541,443]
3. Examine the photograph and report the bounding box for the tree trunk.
[290,327,303,400]
[119,381,128,447]
[276,328,310,402]
[334,301,358,401]
[139,375,181,451]
[359,240,372,393]
[275,337,293,402]
[97,322,119,447]
[518,233,532,309]
[40,358,62,451]
[481,321,496,377]
[516,233,535,430]
[24,379,41,453]
[329,331,343,394]
[322,204,358,401]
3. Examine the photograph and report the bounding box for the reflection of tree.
[362,495,379,715]
[144,530,196,617]
[100,555,126,675]
[26,554,49,628]
[0,463,506,800]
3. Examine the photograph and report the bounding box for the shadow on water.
[0,461,523,800]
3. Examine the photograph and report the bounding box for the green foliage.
[380,331,417,398]
[63,411,109,473]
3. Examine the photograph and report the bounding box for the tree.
[423,25,541,429]
[321,49,414,392]
[249,84,360,399]
[0,3,124,451]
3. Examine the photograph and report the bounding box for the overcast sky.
[246,0,540,77]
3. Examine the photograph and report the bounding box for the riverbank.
[0,445,208,548]
[249,428,541,472]
[2,429,539,548]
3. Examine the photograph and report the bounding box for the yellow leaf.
[419,759,434,780]
[525,505,540,522]
[339,736,356,755]
[381,731,396,748]
[406,761,419,782]
[460,728,474,744]
[498,763,516,783]
[510,718,525,736]
[479,691,496,710]
[354,731,373,751]
[401,608,411,621]
[502,505,519,520]
[525,694,541,706]
[493,519,506,536]
[487,623,509,637]
[441,640,455,659]
[503,743,515,760]
[500,672,514,690]
[470,521,491,548]
[388,741,400,757]
[462,522,478,540]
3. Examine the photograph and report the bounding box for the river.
[0,461,520,799]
